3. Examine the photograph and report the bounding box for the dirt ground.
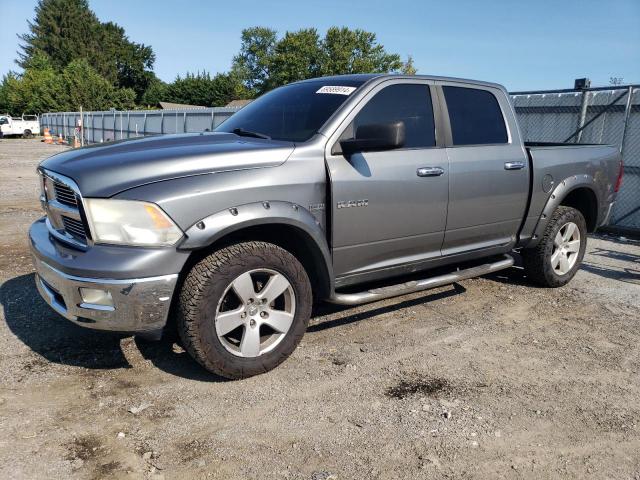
[1,138,639,480]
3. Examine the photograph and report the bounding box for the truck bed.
[519,142,621,245]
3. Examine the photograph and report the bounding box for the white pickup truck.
[0,115,41,138]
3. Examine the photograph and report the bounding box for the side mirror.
[339,121,405,156]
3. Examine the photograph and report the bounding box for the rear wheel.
[522,206,587,287]
[177,241,312,379]
[23,129,33,139]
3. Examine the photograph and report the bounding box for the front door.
[326,81,449,279]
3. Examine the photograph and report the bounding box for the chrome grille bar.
[53,182,78,207]
[39,169,90,249]
[62,216,87,241]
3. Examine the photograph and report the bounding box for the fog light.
[79,288,114,307]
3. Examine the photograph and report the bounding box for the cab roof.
[295,73,505,91]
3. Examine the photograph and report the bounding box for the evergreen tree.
[60,59,135,111]
[140,78,169,107]
[165,72,246,107]
[18,0,155,100]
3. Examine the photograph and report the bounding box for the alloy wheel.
[214,269,296,357]
[550,221,581,275]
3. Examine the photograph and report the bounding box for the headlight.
[84,199,183,246]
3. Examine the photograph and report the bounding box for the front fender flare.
[178,200,334,293]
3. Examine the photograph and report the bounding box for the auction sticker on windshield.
[316,86,357,95]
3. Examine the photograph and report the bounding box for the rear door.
[438,83,529,255]
[326,79,449,278]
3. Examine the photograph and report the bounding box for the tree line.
[0,0,416,115]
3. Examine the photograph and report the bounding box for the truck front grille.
[40,170,90,248]
[53,181,78,207]
[61,216,87,241]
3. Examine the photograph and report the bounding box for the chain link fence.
[510,85,639,232]
[40,84,640,232]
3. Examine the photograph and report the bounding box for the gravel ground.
[1,138,639,480]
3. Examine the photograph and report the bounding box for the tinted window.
[349,84,435,148]
[216,80,365,142]
[443,86,508,145]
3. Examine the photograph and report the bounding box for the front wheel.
[521,206,587,287]
[177,241,312,379]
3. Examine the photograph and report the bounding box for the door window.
[346,84,436,148]
[443,86,508,145]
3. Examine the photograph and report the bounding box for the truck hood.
[40,132,295,197]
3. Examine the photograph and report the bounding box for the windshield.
[216,80,365,142]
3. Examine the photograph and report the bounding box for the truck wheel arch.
[178,201,334,300]
[527,176,599,248]
[559,187,598,232]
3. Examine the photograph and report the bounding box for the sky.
[1,0,639,92]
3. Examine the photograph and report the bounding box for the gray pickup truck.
[30,74,623,378]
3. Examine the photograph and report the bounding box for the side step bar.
[328,254,514,306]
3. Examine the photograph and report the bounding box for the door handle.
[504,161,526,170]
[417,166,445,177]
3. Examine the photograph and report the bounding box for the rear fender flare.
[526,174,598,248]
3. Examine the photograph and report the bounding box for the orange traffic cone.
[57,134,66,145]
[43,128,53,144]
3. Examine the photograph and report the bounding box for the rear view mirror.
[339,121,405,156]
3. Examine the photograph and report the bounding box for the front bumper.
[33,256,177,333]
[30,218,181,334]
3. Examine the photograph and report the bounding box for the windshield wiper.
[232,128,271,140]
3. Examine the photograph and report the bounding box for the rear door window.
[443,86,508,145]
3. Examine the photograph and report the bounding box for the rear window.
[443,86,508,145]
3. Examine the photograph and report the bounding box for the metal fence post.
[620,86,634,154]
[576,91,590,143]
